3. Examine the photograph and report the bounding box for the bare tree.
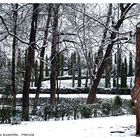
[22,4,39,121]
[11,3,18,109]
[50,4,60,105]
[87,4,136,104]
[33,4,52,112]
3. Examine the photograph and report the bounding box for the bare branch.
[0,15,29,45]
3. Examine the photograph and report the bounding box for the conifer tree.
[128,51,133,76]
[72,52,76,87]
[45,55,49,77]
[105,54,112,88]
[77,54,81,87]
[120,59,127,88]
[113,65,117,87]
[60,53,64,76]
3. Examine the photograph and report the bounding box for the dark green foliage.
[118,50,122,77]
[0,106,13,124]
[77,54,81,87]
[44,105,54,120]
[68,59,72,75]
[112,96,123,116]
[120,59,127,88]
[128,52,133,76]
[85,69,88,87]
[80,104,93,118]
[101,99,112,116]
[113,66,117,87]
[60,53,64,76]
[72,52,76,87]
[42,96,134,121]
[105,55,112,88]
[114,53,117,64]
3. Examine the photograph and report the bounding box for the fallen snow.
[0,115,139,139]
[14,93,131,100]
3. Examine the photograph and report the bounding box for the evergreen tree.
[124,56,127,77]
[85,69,88,87]
[72,52,76,87]
[77,54,81,87]
[118,50,122,77]
[114,53,117,64]
[113,65,117,87]
[68,53,73,75]
[120,60,127,88]
[128,51,133,76]
[45,55,49,77]
[105,54,112,88]
[60,53,64,76]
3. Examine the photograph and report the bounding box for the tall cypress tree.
[118,50,122,77]
[71,52,76,87]
[113,65,117,87]
[128,51,133,76]
[60,53,64,76]
[105,54,112,88]
[45,55,49,77]
[77,54,81,87]
[120,59,127,88]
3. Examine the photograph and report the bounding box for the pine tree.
[128,51,133,76]
[77,54,81,87]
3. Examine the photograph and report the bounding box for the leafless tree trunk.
[33,4,52,112]
[11,3,18,109]
[22,4,39,121]
[131,23,140,136]
[87,4,136,104]
[50,4,60,105]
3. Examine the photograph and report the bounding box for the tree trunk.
[11,3,18,109]
[131,23,140,136]
[22,4,39,121]
[33,4,52,112]
[50,4,60,105]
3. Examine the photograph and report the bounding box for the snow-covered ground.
[0,115,139,139]
[42,76,135,89]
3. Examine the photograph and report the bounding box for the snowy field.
[0,115,139,140]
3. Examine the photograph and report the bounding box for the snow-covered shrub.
[112,96,123,116]
[0,105,13,124]
[80,104,94,118]
[100,99,112,116]
[44,105,54,120]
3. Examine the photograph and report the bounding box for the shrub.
[112,96,123,116]
[101,99,112,116]
[80,104,93,118]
